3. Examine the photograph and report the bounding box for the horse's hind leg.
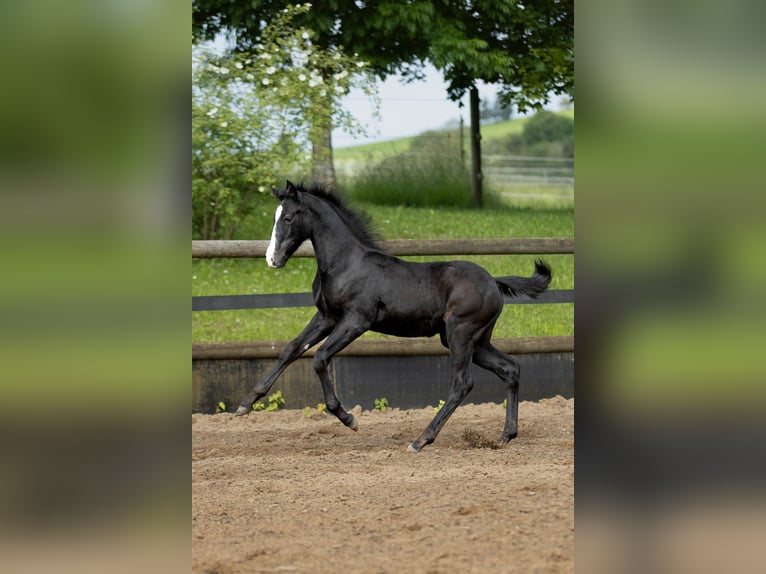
[473,343,521,442]
[408,324,476,453]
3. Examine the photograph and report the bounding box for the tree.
[193,1,432,188]
[427,0,574,206]
[193,1,573,203]
[523,111,574,149]
[192,5,376,239]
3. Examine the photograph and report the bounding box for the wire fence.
[483,154,574,188]
[336,151,574,191]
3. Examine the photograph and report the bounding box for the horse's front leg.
[312,315,370,430]
[234,312,334,415]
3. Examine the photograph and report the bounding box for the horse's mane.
[298,182,385,252]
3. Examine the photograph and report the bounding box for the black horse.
[235,181,552,452]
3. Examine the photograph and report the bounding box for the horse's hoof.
[407,442,422,453]
[498,432,517,443]
[346,415,358,431]
[234,406,251,416]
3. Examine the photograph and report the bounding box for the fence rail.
[193,335,574,360]
[192,237,574,259]
[192,237,574,410]
[192,237,574,312]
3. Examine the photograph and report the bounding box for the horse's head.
[265,180,311,268]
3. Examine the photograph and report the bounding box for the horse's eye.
[283,216,293,224]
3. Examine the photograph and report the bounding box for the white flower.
[335,86,345,94]
[258,186,266,193]
[298,73,307,82]
[245,73,254,81]
[206,107,218,117]
[301,32,310,40]
[266,66,276,75]
[220,67,229,75]
[259,52,272,60]
[356,61,366,68]
[234,62,243,69]
[334,70,348,80]
[262,78,270,85]
[220,121,228,127]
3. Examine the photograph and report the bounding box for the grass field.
[334,108,574,161]
[194,110,574,343]
[192,202,574,342]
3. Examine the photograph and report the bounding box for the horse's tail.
[495,259,552,298]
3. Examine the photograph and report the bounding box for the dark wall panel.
[193,353,573,414]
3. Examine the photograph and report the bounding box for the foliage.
[347,131,472,207]
[373,397,389,412]
[194,1,572,113]
[252,390,286,412]
[302,403,327,417]
[193,1,431,79]
[483,111,574,157]
[193,0,427,188]
[192,4,377,239]
[523,111,574,147]
[335,111,573,164]
[427,0,574,112]
[193,1,573,192]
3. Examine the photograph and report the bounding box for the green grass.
[334,137,416,161]
[193,202,573,343]
[335,109,574,161]
[194,109,575,343]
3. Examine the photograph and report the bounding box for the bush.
[483,111,573,157]
[522,111,573,148]
[192,5,377,239]
[346,131,472,207]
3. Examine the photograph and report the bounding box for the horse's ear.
[284,180,301,201]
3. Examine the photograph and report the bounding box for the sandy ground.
[192,397,573,573]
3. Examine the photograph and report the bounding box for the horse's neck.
[309,202,365,273]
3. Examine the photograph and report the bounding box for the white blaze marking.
[265,205,283,268]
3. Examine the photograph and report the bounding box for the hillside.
[335,108,574,161]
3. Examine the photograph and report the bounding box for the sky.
[333,64,503,148]
[206,34,563,149]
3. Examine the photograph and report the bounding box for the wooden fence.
[192,237,574,258]
[192,238,574,411]
[192,237,574,357]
